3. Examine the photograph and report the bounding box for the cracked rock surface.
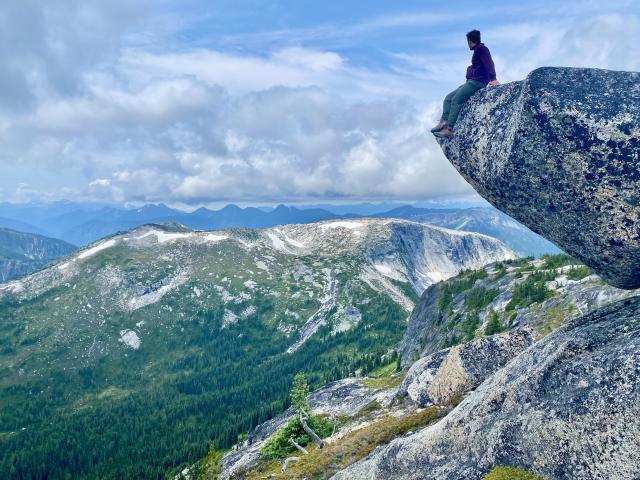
[332,296,640,480]
[438,67,640,289]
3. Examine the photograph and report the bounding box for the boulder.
[399,348,450,407]
[438,67,640,289]
[400,328,536,407]
[331,296,640,480]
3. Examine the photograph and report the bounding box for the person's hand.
[488,79,500,87]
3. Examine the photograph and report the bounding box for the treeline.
[0,291,406,479]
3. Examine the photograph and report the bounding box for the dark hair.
[466,30,481,44]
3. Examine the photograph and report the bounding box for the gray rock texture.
[332,296,640,480]
[438,67,640,289]
[400,328,535,407]
[399,348,450,407]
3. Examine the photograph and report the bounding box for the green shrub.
[492,262,507,280]
[483,466,542,480]
[541,253,576,270]
[566,265,591,281]
[260,415,335,459]
[442,333,462,349]
[465,286,499,311]
[506,275,555,311]
[438,286,454,314]
[484,310,506,336]
[197,444,222,480]
[459,311,479,341]
[290,373,310,413]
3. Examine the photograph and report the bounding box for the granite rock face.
[399,327,535,406]
[331,296,640,480]
[399,348,450,407]
[438,67,640,289]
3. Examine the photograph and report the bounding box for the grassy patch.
[261,415,336,460]
[483,466,542,480]
[235,407,444,479]
[368,361,398,379]
[537,304,575,336]
[363,372,404,390]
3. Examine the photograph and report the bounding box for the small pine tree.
[290,373,310,415]
[485,310,506,336]
[197,444,221,480]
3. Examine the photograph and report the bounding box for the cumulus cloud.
[0,3,638,205]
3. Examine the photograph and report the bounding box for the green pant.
[441,80,485,126]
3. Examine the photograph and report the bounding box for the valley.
[0,218,513,478]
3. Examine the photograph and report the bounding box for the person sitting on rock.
[432,30,500,138]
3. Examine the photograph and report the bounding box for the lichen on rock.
[437,67,640,289]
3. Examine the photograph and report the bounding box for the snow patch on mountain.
[119,329,141,349]
[287,269,337,353]
[78,239,117,259]
[267,232,294,254]
[274,227,306,248]
[134,230,193,243]
[222,309,238,328]
[127,271,189,311]
[0,281,24,294]
[361,266,415,313]
[203,233,229,243]
[319,221,365,232]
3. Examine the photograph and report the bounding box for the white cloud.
[0,4,638,205]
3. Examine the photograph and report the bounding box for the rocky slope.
[0,228,76,281]
[211,67,640,480]
[398,255,638,365]
[209,255,639,480]
[373,205,559,257]
[332,296,640,480]
[438,67,640,289]
[0,218,513,479]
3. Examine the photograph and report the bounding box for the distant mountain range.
[371,205,560,257]
[0,228,76,282]
[0,201,558,258]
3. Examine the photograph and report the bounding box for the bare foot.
[435,126,454,138]
[430,121,447,133]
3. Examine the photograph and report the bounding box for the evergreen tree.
[484,309,506,336]
[290,373,310,414]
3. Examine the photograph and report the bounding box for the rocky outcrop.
[219,377,399,479]
[399,348,450,407]
[332,296,640,480]
[398,256,638,365]
[400,328,535,406]
[438,67,640,289]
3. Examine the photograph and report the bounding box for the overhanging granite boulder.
[438,67,640,289]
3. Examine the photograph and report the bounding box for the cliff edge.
[437,67,640,289]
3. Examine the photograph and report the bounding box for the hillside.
[0,218,513,479]
[0,228,76,282]
[373,205,559,257]
[209,254,639,480]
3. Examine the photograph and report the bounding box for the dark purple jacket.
[465,43,496,85]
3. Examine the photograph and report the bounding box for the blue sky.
[0,0,638,207]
